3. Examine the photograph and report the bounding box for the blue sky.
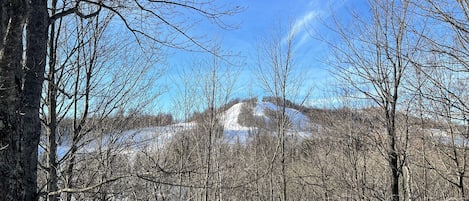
[154,0,369,114]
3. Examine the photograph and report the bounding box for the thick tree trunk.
[23,1,48,200]
[389,140,399,201]
[0,1,47,200]
[385,89,405,199]
[0,2,27,201]
[387,109,400,201]
[389,149,399,201]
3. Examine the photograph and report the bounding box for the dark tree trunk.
[0,2,27,200]
[23,1,48,200]
[0,0,48,200]
[389,135,400,201]
[387,104,400,201]
[46,1,59,200]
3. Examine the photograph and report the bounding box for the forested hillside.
[33,98,467,200]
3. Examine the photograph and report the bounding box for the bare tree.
[39,8,164,200]
[128,45,240,200]
[411,53,469,199]
[256,25,310,201]
[2,0,241,200]
[408,0,469,199]
[192,48,238,200]
[326,0,424,199]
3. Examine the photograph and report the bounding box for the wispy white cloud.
[284,0,350,50]
[287,11,318,40]
[282,9,321,51]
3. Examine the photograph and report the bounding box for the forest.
[0,0,468,201]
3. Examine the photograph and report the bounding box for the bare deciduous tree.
[256,25,311,201]
[1,1,242,200]
[326,0,424,199]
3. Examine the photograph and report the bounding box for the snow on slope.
[220,102,254,143]
[221,102,251,131]
[220,101,312,142]
[49,101,313,157]
[51,122,195,159]
[254,101,311,131]
[117,122,195,153]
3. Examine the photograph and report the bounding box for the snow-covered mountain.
[253,101,311,131]
[47,99,462,165]
[49,100,314,156]
[221,101,312,143]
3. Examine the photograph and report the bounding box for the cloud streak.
[287,11,318,40]
[283,9,320,51]
[284,0,350,50]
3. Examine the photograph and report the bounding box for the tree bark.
[387,111,400,201]
[0,0,47,200]
[0,1,27,200]
[23,1,48,200]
